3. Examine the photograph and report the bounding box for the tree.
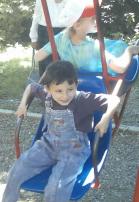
[0,0,139,48]
[101,0,139,40]
[0,0,34,49]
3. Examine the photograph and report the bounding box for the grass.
[0,58,32,99]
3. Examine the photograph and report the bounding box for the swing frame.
[14,0,139,200]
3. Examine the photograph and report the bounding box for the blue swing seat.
[20,74,112,200]
[109,55,139,96]
[20,55,139,200]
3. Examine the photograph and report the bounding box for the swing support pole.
[41,0,59,61]
[132,168,139,202]
[92,0,124,189]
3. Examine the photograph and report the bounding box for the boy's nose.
[62,92,70,100]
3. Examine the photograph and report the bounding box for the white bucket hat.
[58,0,88,27]
[58,0,102,27]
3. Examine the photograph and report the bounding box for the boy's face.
[77,16,97,34]
[46,81,77,106]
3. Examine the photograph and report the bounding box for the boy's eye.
[68,88,74,91]
[55,90,62,93]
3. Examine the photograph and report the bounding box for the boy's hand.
[55,0,63,3]
[15,104,27,118]
[127,45,139,55]
[94,114,110,137]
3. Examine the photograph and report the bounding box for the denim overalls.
[2,99,90,202]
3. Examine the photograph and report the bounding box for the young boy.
[35,4,139,76]
[29,0,89,76]
[2,60,120,202]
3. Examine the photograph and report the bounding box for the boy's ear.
[44,85,49,92]
[72,21,81,30]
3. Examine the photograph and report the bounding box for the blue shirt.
[43,30,128,76]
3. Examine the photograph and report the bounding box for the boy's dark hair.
[40,60,78,87]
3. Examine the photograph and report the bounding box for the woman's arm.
[29,0,41,44]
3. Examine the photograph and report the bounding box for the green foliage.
[0,0,34,49]
[101,0,139,40]
[0,59,30,98]
[0,0,139,48]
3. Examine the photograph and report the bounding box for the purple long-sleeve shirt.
[31,83,108,133]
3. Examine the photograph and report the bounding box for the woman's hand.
[31,42,39,50]
[127,45,139,55]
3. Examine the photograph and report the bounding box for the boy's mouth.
[59,99,71,105]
